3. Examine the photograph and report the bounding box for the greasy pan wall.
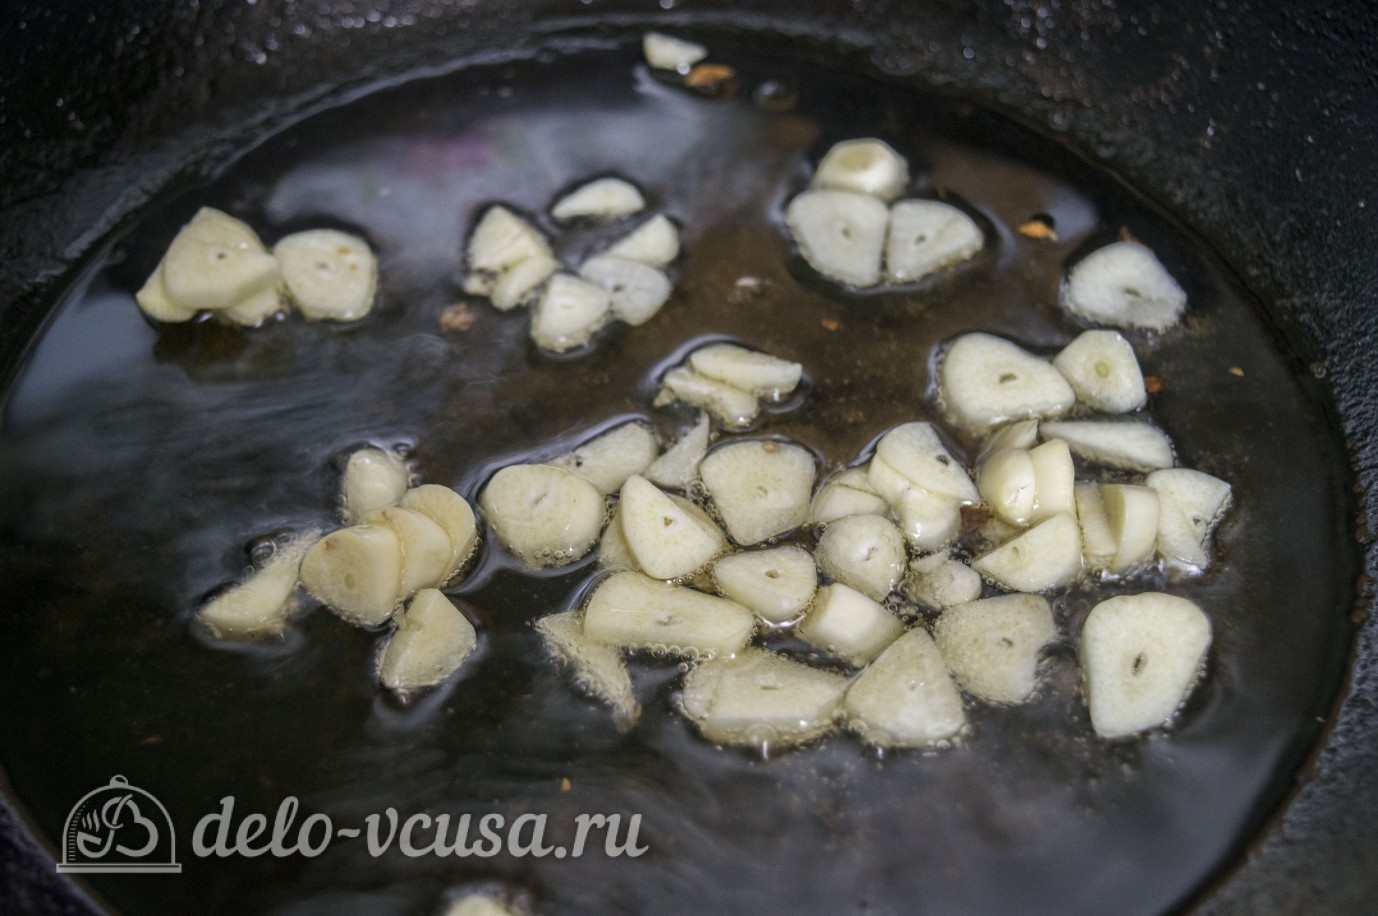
[1,1,1376,913]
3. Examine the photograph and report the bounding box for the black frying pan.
[2,2,1376,914]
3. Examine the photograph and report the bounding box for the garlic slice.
[530,273,612,352]
[160,207,279,312]
[399,485,480,585]
[363,506,454,597]
[894,487,962,552]
[810,467,889,524]
[1053,330,1147,413]
[904,552,982,610]
[655,366,760,429]
[377,589,478,693]
[688,344,803,399]
[885,199,983,283]
[1099,484,1161,574]
[642,32,708,72]
[1080,592,1211,737]
[198,530,321,639]
[699,440,816,546]
[551,422,660,495]
[644,413,710,490]
[844,628,965,747]
[1063,241,1186,330]
[681,649,847,748]
[490,254,560,312]
[274,229,377,321]
[874,421,978,503]
[798,583,904,665]
[978,447,1037,527]
[466,205,552,277]
[814,513,907,601]
[1041,420,1174,472]
[583,570,754,657]
[940,333,1076,430]
[604,214,680,267]
[933,594,1057,704]
[578,256,672,326]
[785,189,888,287]
[1145,468,1232,572]
[712,545,818,624]
[300,523,405,627]
[479,464,606,568]
[1073,482,1118,571]
[811,138,909,202]
[618,475,726,579]
[551,178,645,221]
[341,447,411,524]
[536,610,639,728]
[971,512,1083,592]
[1028,438,1076,523]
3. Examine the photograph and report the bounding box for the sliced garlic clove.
[844,628,965,747]
[1080,592,1211,737]
[274,229,377,322]
[363,506,455,597]
[604,214,680,267]
[490,254,560,312]
[466,205,552,277]
[810,467,890,524]
[874,421,978,503]
[798,582,905,665]
[687,343,803,399]
[530,273,612,352]
[865,453,917,506]
[161,207,280,312]
[583,570,755,657]
[341,447,411,524]
[895,486,962,552]
[933,593,1057,704]
[596,502,640,572]
[681,649,847,748]
[903,552,982,610]
[971,512,1083,592]
[135,265,199,323]
[377,589,478,693]
[978,447,1037,527]
[699,440,816,546]
[551,422,660,495]
[399,484,480,585]
[811,138,909,202]
[654,366,760,430]
[1074,482,1118,571]
[479,464,606,568]
[1041,420,1174,472]
[885,199,983,283]
[1145,468,1232,572]
[619,475,726,579]
[578,255,672,326]
[221,285,286,327]
[712,545,818,624]
[785,189,888,287]
[642,32,708,72]
[198,530,321,639]
[1063,241,1186,330]
[1053,329,1147,413]
[940,333,1076,430]
[300,524,405,627]
[1028,438,1076,523]
[1099,484,1161,574]
[552,177,646,221]
[536,610,639,728]
[981,418,1040,459]
[814,514,907,601]
[644,413,710,490]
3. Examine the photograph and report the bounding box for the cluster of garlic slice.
[136,207,377,327]
[507,326,1229,747]
[653,342,804,429]
[784,139,984,288]
[197,445,483,697]
[461,183,680,352]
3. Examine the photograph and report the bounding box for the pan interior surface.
[0,41,1355,916]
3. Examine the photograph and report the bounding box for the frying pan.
[2,1,1376,913]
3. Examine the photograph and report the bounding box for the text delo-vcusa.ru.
[191,796,649,860]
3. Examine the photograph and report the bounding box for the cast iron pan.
[1,2,1376,914]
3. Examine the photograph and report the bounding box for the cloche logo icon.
[57,775,181,874]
